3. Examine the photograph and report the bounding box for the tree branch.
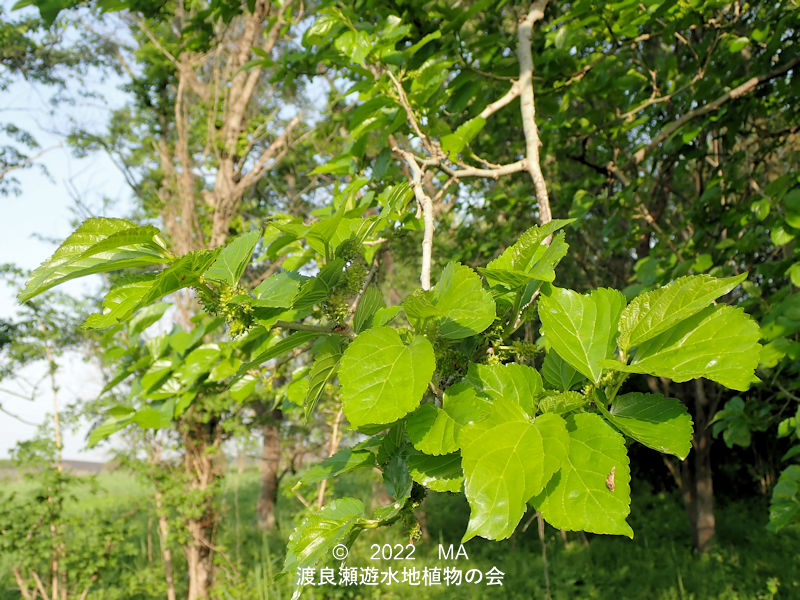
[272,320,343,335]
[386,70,437,156]
[395,148,435,290]
[479,81,521,120]
[631,55,800,166]
[517,0,552,225]
[235,114,302,195]
[0,145,60,181]
[440,159,527,180]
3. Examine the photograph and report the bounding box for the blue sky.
[0,17,131,460]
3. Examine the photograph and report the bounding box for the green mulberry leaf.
[539,287,626,383]
[604,392,693,459]
[460,399,568,541]
[407,451,464,492]
[533,413,633,537]
[542,350,586,391]
[618,274,747,352]
[19,218,169,302]
[464,362,542,415]
[431,262,496,339]
[283,498,365,573]
[768,465,800,532]
[605,305,761,391]
[339,327,435,427]
[204,229,261,285]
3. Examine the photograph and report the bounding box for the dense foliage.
[3,0,800,598]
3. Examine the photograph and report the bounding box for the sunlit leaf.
[460,400,568,541]
[339,327,435,427]
[534,413,633,537]
[539,287,626,383]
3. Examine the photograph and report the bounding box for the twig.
[0,144,61,181]
[362,238,388,246]
[517,0,552,225]
[12,568,34,600]
[479,81,521,120]
[440,159,527,180]
[30,571,49,600]
[631,55,800,166]
[235,114,302,194]
[0,403,39,426]
[386,71,435,156]
[432,176,457,204]
[294,490,311,508]
[272,320,337,334]
[395,148,435,290]
[316,407,344,508]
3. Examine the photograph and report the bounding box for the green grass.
[1,468,798,599]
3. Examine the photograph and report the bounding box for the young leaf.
[606,305,761,391]
[297,447,377,487]
[141,358,174,394]
[479,232,570,288]
[204,229,261,285]
[208,356,242,382]
[87,413,133,447]
[253,272,305,308]
[402,290,439,322]
[441,116,486,161]
[305,336,345,420]
[617,274,747,352]
[136,250,220,308]
[542,350,586,391]
[283,498,365,574]
[175,344,221,387]
[439,381,492,426]
[539,391,587,415]
[539,287,626,383]
[406,404,460,456]
[128,302,170,336]
[404,263,495,338]
[132,399,176,429]
[83,277,156,329]
[464,362,542,415]
[460,399,569,541]
[603,392,693,459]
[383,453,413,501]
[486,220,573,273]
[353,285,385,333]
[230,374,256,402]
[292,259,346,310]
[407,451,464,492]
[533,413,633,537]
[431,262,496,339]
[236,330,320,377]
[19,218,169,302]
[339,327,435,427]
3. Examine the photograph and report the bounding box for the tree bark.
[690,379,716,551]
[257,407,283,530]
[182,415,220,600]
[154,491,177,600]
[672,379,717,552]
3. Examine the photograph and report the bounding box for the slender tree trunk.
[316,407,344,509]
[154,492,177,600]
[690,379,716,551]
[672,380,717,552]
[43,343,65,600]
[257,407,283,530]
[182,415,220,600]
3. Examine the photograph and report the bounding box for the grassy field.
[1,467,798,599]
